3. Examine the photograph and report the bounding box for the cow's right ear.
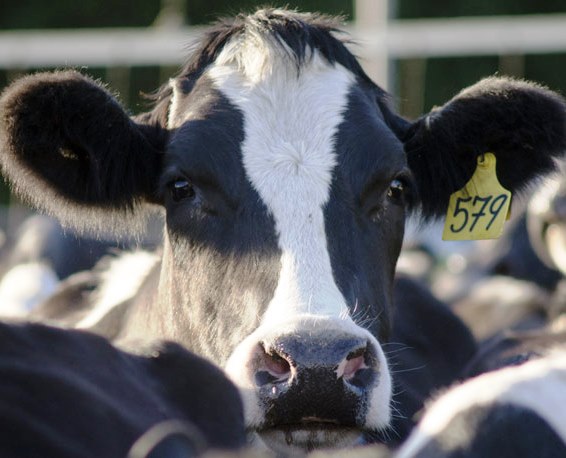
[0,71,169,233]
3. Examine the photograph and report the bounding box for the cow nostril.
[266,351,291,376]
[336,345,377,389]
[343,353,365,379]
[337,347,366,379]
[254,343,291,386]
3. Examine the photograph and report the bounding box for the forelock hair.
[150,8,383,106]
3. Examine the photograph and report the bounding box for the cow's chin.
[253,425,363,454]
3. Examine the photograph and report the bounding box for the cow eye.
[387,178,405,204]
[170,179,195,202]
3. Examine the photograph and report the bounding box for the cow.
[395,349,566,458]
[0,214,118,280]
[448,169,566,345]
[0,210,163,318]
[0,214,122,317]
[380,274,477,446]
[487,211,562,291]
[0,321,245,458]
[1,8,565,454]
[525,169,566,322]
[527,167,566,276]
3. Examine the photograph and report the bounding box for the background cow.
[0,321,245,458]
[1,8,565,454]
[379,274,477,446]
[395,349,566,458]
[393,168,566,457]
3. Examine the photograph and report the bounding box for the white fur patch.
[0,262,59,317]
[397,351,566,457]
[76,251,159,329]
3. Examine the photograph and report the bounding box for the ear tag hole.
[442,152,511,241]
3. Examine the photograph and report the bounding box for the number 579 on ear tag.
[443,153,511,241]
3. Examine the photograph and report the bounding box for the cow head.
[528,163,566,276]
[1,9,565,453]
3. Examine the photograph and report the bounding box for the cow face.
[1,8,565,454]
[160,40,407,451]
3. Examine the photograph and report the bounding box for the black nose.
[254,331,380,427]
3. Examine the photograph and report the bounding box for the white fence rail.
[1,14,566,69]
[354,14,566,58]
[0,27,204,68]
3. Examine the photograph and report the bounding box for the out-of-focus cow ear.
[401,77,566,219]
[0,70,169,233]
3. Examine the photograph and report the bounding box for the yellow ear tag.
[442,153,511,241]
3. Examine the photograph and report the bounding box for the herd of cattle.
[0,8,566,458]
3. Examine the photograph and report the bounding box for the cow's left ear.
[400,77,566,218]
[0,70,169,233]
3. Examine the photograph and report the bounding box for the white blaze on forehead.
[209,41,354,323]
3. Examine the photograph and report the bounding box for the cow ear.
[0,70,169,233]
[402,77,566,218]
